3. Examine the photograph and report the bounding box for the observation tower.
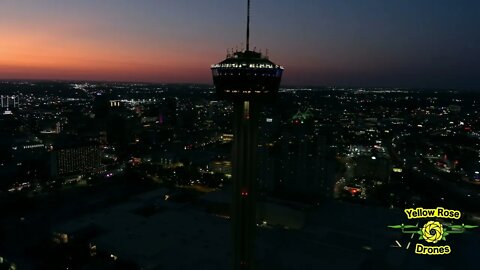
[211,1,283,269]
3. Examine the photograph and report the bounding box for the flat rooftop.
[55,188,479,269]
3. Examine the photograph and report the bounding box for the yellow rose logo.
[389,208,479,255]
[422,221,443,243]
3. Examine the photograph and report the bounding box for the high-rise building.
[50,140,102,177]
[210,1,283,269]
[276,133,330,199]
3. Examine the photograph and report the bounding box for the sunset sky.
[1,0,479,89]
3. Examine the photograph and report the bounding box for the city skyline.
[1,0,479,89]
[1,80,479,269]
[1,2,480,269]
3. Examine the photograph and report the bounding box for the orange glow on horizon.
[0,27,213,83]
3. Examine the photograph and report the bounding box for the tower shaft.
[211,1,283,268]
[232,100,258,270]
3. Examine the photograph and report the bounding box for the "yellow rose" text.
[404,207,461,219]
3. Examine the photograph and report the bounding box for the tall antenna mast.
[246,0,250,51]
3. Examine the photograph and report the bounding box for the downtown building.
[257,114,335,202]
[50,136,102,177]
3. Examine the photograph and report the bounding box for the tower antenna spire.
[246,0,250,51]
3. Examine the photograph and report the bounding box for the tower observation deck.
[211,1,283,269]
[211,50,283,101]
[211,0,283,102]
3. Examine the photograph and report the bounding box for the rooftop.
[54,188,479,269]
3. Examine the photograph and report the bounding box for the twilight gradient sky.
[1,0,479,88]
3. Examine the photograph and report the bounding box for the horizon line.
[0,78,477,92]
